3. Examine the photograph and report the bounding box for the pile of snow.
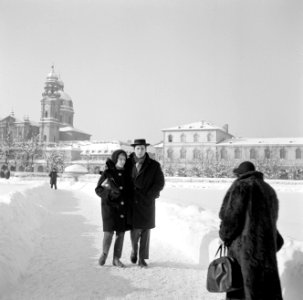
[0,182,52,295]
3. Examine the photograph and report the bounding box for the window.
[167,148,173,159]
[168,134,173,143]
[45,111,48,118]
[296,148,302,159]
[43,135,47,142]
[180,148,186,159]
[234,148,241,159]
[220,148,227,160]
[207,132,212,142]
[280,148,286,159]
[180,133,186,143]
[264,148,271,159]
[193,148,201,160]
[250,148,256,159]
[193,133,199,143]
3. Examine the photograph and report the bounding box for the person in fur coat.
[95,149,132,268]
[219,161,284,300]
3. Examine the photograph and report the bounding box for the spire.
[10,108,14,117]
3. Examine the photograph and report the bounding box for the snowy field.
[0,177,302,300]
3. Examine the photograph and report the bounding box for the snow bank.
[0,184,52,295]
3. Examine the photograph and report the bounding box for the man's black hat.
[131,139,150,147]
[233,161,255,175]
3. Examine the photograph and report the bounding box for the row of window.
[166,148,303,160]
[168,133,213,143]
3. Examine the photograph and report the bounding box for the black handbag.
[206,244,243,293]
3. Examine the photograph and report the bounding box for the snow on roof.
[64,164,88,174]
[218,137,303,146]
[80,142,122,155]
[162,121,225,131]
[59,126,91,136]
[153,142,163,148]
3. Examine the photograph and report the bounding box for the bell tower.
[40,65,61,143]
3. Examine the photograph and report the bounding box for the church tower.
[40,65,61,143]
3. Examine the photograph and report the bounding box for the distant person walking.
[95,150,131,267]
[49,168,58,189]
[125,139,165,268]
[218,161,284,300]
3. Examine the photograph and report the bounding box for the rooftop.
[162,121,228,132]
[218,137,303,146]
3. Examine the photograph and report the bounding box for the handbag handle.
[215,244,228,258]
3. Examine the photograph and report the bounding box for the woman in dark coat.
[219,161,284,300]
[95,149,131,267]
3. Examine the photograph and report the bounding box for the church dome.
[58,91,72,102]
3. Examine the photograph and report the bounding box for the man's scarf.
[132,154,146,178]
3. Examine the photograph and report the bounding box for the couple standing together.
[95,139,165,268]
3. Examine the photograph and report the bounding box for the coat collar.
[237,171,264,181]
[129,152,151,178]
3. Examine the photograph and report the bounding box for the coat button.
[118,173,122,176]
[121,201,124,205]
[120,214,124,218]
[119,186,123,190]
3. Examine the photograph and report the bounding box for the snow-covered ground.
[0,177,302,300]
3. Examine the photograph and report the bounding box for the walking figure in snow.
[49,167,58,189]
[125,139,165,268]
[95,150,132,267]
[218,161,284,300]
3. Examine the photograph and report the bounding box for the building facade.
[162,121,303,174]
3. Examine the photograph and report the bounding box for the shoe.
[130,251,137,264]
[113,257,125,268]
[98,253,107,266]
[138,259,148,268]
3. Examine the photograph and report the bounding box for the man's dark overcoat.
[125,153,165,229]
[95,159,131,232]
[49,170,57,185]
[219,171,284,300]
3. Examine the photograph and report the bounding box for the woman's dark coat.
[95,159,131,232]
[219,171,283,300]
[125,153,165,229]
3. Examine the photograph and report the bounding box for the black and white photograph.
[0,0,303,299]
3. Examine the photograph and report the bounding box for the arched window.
[206,149,213,160]
[180,148,187,159]
[180,133,186,143]
[250,148,256,159]
[296,148,302,159]
[37,166,44,172]
[207,132,212,142]
[167,148,173,159]
[168,134,173,143]
[193,148,201,160]
[280,148,286,159]
[193,133,199,142]
[234,148,241,159]
[220,148,227,160]
[264,148,271,159]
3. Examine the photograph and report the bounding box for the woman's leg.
[113,231,125,258]
[113,231,125,267]
[99,231,114,265]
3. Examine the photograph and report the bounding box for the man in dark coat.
[219,161,284,300]
[125,139,165,267]
[49,167,58,189]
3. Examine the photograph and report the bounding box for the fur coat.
[219,171,283,300]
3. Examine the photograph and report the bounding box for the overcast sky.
[0,0,302,144]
